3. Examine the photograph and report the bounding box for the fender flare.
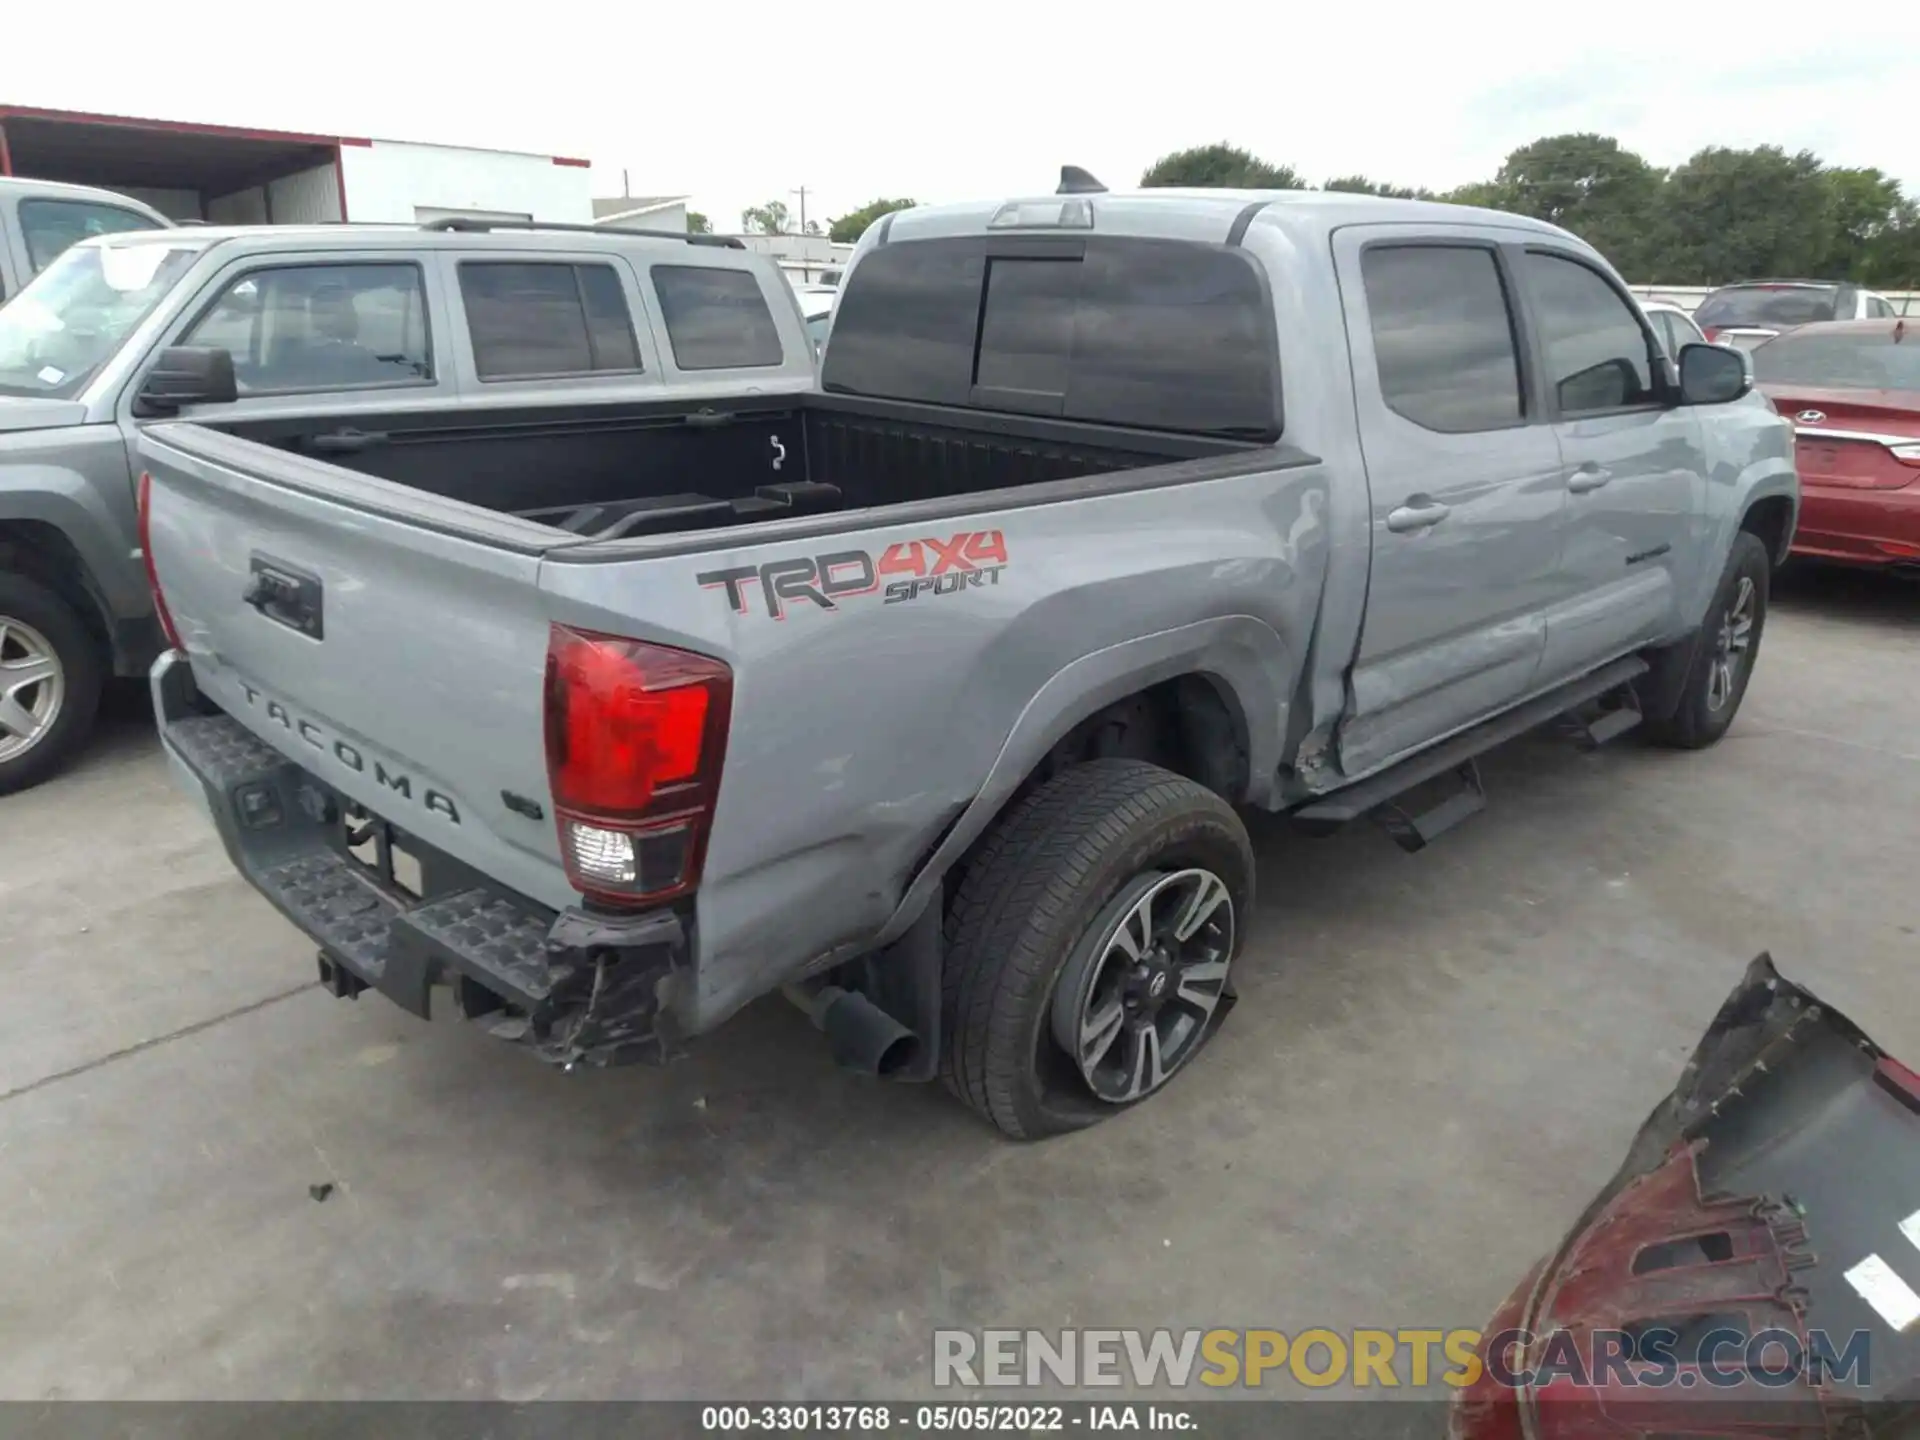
[870,614,1293,949]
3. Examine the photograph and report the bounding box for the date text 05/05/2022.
[699,1404,1196,1432]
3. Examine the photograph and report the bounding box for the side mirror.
[1676,343,1752,406]
[134,345,238,416]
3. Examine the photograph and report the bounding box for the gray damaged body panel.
[142,419,1332,1032]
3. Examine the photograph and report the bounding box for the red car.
[1751,319,1920,569]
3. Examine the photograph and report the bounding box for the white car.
[793,284,836,357]
[1639,299,1707,359]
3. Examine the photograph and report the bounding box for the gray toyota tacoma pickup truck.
[0,217,810,792]
[141,177,1798,1138]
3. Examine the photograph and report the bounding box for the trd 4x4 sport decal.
[698,530,1009,620]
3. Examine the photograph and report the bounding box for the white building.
[592,195,692,234]
[729,232,856,286]
[589,195,854,285]
[0,104,594,226]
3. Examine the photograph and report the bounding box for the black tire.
[0,573,105,796]
[1643,531,1770,750]
[941,758,1255,1140]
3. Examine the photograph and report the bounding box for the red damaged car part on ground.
[1452,954,1920,1440]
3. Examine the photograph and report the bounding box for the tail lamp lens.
[543,626,731,906]
[137,471,184,651]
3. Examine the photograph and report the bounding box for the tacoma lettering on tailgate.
[697,530,1009,620]
[238,683,461,824]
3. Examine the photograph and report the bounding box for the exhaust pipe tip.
[789,984,923,1078]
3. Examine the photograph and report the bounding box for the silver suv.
[0,218,814,792]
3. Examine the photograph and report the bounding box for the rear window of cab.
[821,235,1281,440]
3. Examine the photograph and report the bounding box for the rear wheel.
[1644,532,1770,750]
[941,759,1254,1139]
[0,573,104,796]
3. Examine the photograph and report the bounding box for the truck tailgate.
[139,424,574,913]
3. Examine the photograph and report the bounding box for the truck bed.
[217,393,1246,542]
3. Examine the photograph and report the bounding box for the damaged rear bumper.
[153,652,688,1068]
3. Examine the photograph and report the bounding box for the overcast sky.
[12,0,1920,233]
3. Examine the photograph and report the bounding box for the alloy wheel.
[1050,867,1236,1104]
[0,616,65,764]
[1705,575,1756,714]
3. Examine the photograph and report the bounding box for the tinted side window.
[1867,296,1896,320]
[180,263,432,394]
[650,266,783,371]
[460,262,641,380]
[1521,252,1657,415]
[20,200,160,273]
[821,236,1279,438]
[1360,245,1523,433]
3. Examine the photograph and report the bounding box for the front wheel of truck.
[0,574,104,796]
[1643,531,1770,751]
[941,758,1255,1140]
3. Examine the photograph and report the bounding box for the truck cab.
[0,176,171,303]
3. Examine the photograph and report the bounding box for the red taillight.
[137,471,183,651]
[1701,326,1721,343]
[542,625,731,907]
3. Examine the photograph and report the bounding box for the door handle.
[1385,498,1451,533]
[1567,464,1613,494]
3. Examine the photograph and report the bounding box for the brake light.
[137,471,183,651]
[543,625,732,906]
[1701,326,1720,342]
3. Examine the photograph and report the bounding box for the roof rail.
[419,218,745,248]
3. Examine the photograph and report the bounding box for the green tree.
[1819,168,1906,278]
[686,211,712,235]
[1140,144,1303,190]
[1487,133,1665,278]
[1439,180,1507,209]
[1664,146,1832,284]
[1861,200,1920,291]
[1322,175,1431,200]
[741,200,792,235]
[828,197,917,244]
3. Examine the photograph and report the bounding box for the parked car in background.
[1695,280,1898,350]
[1752,318,1920,569]
[1638,299,1706,358]
[0,177,171,302]
[792,283,836,356]
[0,219,809,794]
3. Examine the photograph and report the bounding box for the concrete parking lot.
[1,568,1915,1402]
